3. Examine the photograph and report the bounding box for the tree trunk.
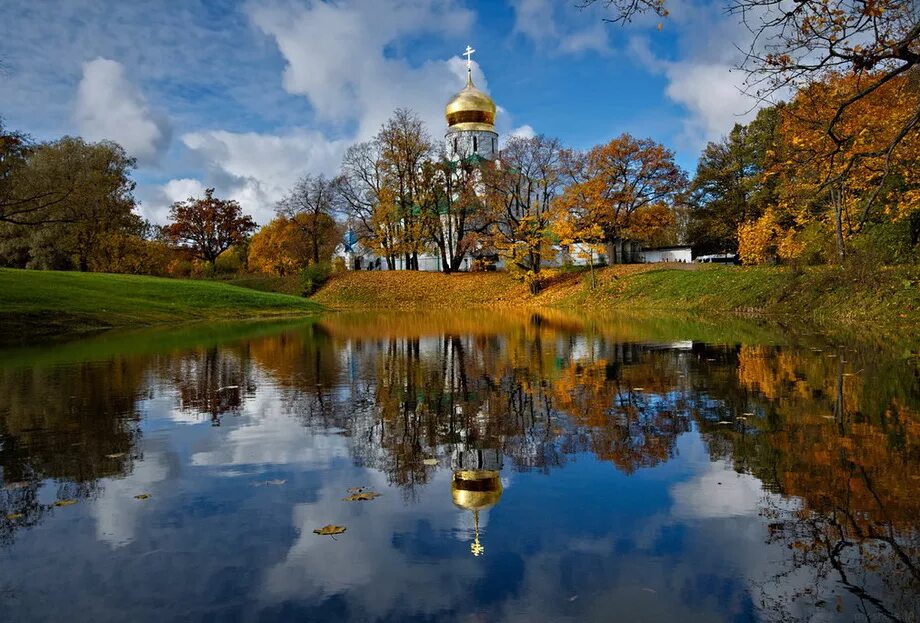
[833,188,845,264]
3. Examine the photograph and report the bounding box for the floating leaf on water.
[134,493,151,500]
[54,499,77,507]
[105,453,126,459]
[632,387,645,392]
[423,458,438,466]
[343,491,381,502]
[313,524,346,536]
[717,420,732,425]
[6,513,24,520]
[253,479,286,487]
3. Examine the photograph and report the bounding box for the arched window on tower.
[473,136,478,152]
[453,137,458,154]
[491,137,495,152]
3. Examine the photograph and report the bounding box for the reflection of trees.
[161,347,255,425]
[705,345,920,622]
[0,360,144,543]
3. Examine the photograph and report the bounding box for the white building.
[639,246,693,263]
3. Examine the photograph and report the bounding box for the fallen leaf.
[134,493,151,500]
[423,458,438,466]
[632,387,645,392]
[6,513,24,520]
[717,420,732,425]
[314,524,346,536]
[343,491,382,502]
[54,499,77,507]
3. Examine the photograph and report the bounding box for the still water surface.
[0,311,918,622]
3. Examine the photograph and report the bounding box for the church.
[337,46,498,272]
[337,47,692,271]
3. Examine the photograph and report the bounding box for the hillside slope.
[0,268,322,343]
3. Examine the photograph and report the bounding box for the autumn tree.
[275,174,340,265]
[737,71,920,264]
[416,156,489,273]
[583,0,920,205]
[377,108,434,270]
[557,134,687,254]
[248,216,301,276]
[165,188,256,268]
[483,134,564,286]
[337,139,400,269]
[688,107,781,254]
[0,137,138,271]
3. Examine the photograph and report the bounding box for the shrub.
[300,262,332,296]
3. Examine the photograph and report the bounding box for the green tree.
[688,107,780,254]
[0,136,138,271]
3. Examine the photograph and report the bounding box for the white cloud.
[73,58,171,164]
[180,128,351,225]
[151,0,503,224]
[625,0,771,151]
[510,0,610,55]
[162,178,208,204]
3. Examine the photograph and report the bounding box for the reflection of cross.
[463,45,475,69]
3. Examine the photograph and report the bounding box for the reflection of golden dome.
[451,469,503,511]
[445,71,497,133]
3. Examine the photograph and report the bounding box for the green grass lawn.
[0,268,323,343]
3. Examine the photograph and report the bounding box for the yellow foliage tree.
[248,217,302,276]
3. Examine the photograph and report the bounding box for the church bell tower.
[445,46,498,162]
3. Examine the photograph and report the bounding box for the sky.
[0,0,764,226]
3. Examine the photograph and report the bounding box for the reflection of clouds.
[93,448,169,547]
[671,458,800,520]
[262,465,485,618]
[671,460,765,519]
[190,385,349,469]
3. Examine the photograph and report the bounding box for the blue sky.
[1,0,760,225]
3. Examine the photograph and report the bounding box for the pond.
[0,311,918,622]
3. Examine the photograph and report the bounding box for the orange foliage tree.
[557,134,687,247]
[247,216,302,276]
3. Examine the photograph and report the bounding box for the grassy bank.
[0,268,322,344]
[312,264,920,342]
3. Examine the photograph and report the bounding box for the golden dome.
[445,71,497,133]
[451,469,503,511]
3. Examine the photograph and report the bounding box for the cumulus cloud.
[73,57,171,164]
[179,128,352,224]
[510,0,610,55]
[247,0,477,139]
[624,1,780,151]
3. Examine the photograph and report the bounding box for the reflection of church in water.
[451,449,503,557]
